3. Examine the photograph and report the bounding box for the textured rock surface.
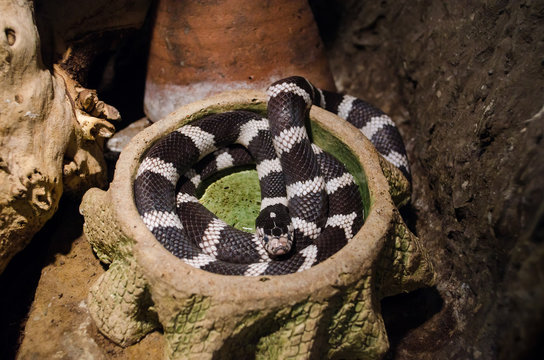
[0,0,149,275]
[312,1,544,358]
[0,0,71,274]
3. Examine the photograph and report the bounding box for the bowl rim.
[110,89,395,304]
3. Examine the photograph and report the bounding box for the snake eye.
[262,235,269,244]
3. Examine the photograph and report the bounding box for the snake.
[134,76,410,276]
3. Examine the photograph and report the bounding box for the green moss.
[199,170,262,232]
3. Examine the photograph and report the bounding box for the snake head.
[255,204,294,257]
[257,225,293,257]
[256,208,294,257]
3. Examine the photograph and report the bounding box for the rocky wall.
[312,1,544,358]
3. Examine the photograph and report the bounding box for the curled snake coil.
[134,76,410,276]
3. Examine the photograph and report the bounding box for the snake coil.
[134,76,410,276]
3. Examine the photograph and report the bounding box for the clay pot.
[81,90,434,358]
[144,0,335,121]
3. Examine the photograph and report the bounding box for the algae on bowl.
[199,169,262,232]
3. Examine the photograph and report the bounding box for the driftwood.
[0,0,146,273]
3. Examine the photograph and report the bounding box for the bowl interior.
[170,105,371,232]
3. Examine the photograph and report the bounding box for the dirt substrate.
[0,1,543,359]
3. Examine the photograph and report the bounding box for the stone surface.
[106,117,151,153]
[0,0,71,274]
[313,1,544,358]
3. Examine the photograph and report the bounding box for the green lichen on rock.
[87,260,159,346]
[199,170,261,232]
[80,187,134,265]
[253,301,326,359]
[378,157,411,208]
[376,211,436,298]
[326,277,389,359]
[162,294,213,358]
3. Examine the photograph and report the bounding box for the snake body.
[134,76,410,276]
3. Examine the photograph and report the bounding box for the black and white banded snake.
[134,76,410,276]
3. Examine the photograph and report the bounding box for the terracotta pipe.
[144,0,335,121]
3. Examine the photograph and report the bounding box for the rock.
[0,0,137,274]
[0,0,89,274]
[106,117,151,153]
[315,1,544,358]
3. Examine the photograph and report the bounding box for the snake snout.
[258,227,292,256]
[267,236,291,256]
